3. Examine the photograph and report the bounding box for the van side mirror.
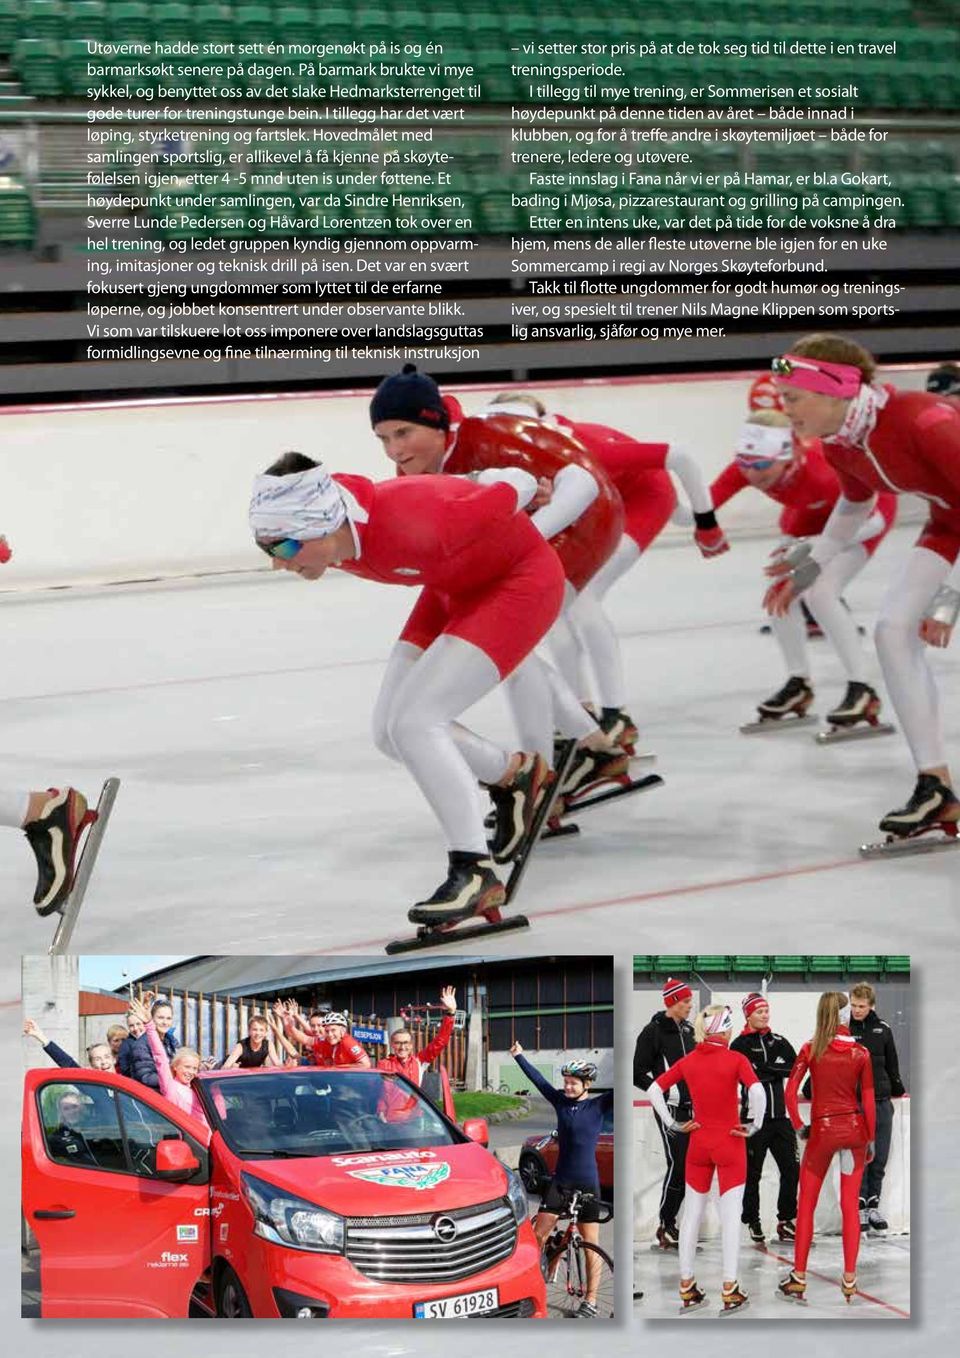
[155,1138,200,1181]
[462,1117,489,1147]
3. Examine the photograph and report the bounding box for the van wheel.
[216,1264,253,1317]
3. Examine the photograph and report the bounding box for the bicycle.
[541,1189,615,1319]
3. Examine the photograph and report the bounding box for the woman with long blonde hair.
[779,991,876,1306]
[648,1004,766,1316]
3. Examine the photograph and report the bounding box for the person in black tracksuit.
[849,983,906,1232]
[730,992,799,1242]
[633,977,696,1248]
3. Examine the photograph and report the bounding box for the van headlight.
[505,1168,529,1225]
[241,1172,344,1254]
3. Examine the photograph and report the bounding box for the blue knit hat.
[370,363,449,430]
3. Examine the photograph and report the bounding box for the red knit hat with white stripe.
[742,992,768,1018]
[662,977,693,1007]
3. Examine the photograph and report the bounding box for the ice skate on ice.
[486,752,551,864]
[841,1274,858,1304]
[559,745,664,814]
[678,1280,707,1315]
[860,773,960,858]
[816,682,896,744]
[777,1271,808,1305]
[23,779,120,954]
[719,1281,749,1315]
[740,676,818,734]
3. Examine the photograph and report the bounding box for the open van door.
[22,1069,212,1318]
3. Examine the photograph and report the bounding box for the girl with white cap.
[648,1003,766,1316]
[249,451,565,930]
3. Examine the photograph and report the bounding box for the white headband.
[477,400,545,420]
[705,1006,734,1036]
[735,422,793,466]
[249,463,347,542]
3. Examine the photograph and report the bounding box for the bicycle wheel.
[545,1237,615,1318]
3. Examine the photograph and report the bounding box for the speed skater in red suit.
[648,1003,766,1316]
[765,333,960,842]
[480,390,729,757]
[370,365,639,811]
[248,453,565,927]
[778,992,876,1307]
[712,406,895,727]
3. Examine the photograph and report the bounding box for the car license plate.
[413,1287,499,1319]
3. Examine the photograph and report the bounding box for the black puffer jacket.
[633,1011,695,1111]
[850,1011,905,1101]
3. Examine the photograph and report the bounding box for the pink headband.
[772,353,863,399]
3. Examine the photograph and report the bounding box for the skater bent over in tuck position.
[765,334,960,849]
[778,991,876,1307]
[633,978,697,1253]
[647,1005,766,1316]
[249,454,565,930]
[370,366,652,816]
[711,410,895,735]
[730,992,799,1244]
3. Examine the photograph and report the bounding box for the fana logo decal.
[347,1162,452,1191]
[176,1225,199,1242]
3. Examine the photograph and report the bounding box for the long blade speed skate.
[742,675,817,734]
[817,721,896,745]
[860,824,959,859]
[384,743,576,955]
[861,772,960,858]
[562,772,664,815]
[49,778,120,955]
[816,683,895,743]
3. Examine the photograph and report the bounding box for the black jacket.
[850,1011,905,1102]
[127,1028,178,1089]
[730,1028,796,1121]
[633,1011,695,1110]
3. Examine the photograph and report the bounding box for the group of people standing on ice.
[635,976,905,1313]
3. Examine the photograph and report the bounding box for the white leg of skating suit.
[803,545,871,681]
[678,1186,708,1282]
[568,536,641,708]
[874,547,949,770]
[373,638,511,851]
[719,1184,745,1284]
[504,653,596,763]
[771,601,810,678]
[545,581,585,697]
[0,789,29,827]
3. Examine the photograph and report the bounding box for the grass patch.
[453,1091,527,1118]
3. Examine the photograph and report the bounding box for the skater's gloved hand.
[689,510,727,556]
[675,1119,700,1134]
[0,535,11,564]
[920,584,960,649]
[865,1140,875,1163]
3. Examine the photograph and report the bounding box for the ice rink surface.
[2,521,958,968]
[636,1232,910,1322]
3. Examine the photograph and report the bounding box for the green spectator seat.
[62,37,95,97]
[692,957,733,972]
[0,1,18,54]
[233,4,275,46]
[13,37,62,95]
[109,2,153,44]
[0,176,35,247]
[770,956,806,972]
[191,3,234,46]
[632,957,656,973]
[883,957,911,973]
[275,5,315,47]
[654,956,694,972]
[808,956,844,972]
[63,0,106,42]
[845,957,883,973]
[732,956,768,971]
[20,1,64,41]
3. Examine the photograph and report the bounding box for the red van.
[22,1065,545,1319]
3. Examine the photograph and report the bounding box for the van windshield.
[199,1069,461,1159]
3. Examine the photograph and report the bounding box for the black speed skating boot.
[826,681,882,728]
[561,746,630,802]
[485,753,550,863]
[878,772,960,838]
[757,675,814,721]
[23,787,95,915]
[599,706,639,753]
[408,852,505,927]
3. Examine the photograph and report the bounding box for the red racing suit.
[309,1036,372,1069]
[655,1041,759,1194]
[712,439,896,553]
[332,472,565,678]
[553,417,677,551]
[823,387,960,562]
